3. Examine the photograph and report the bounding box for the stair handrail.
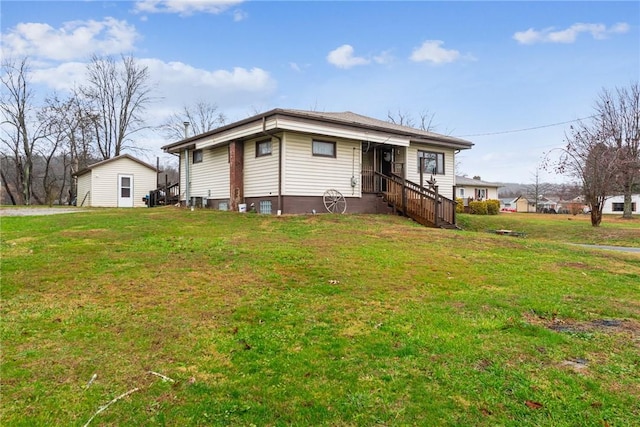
[374,171,457,227]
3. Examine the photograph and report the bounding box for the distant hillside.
[495,182,581,200]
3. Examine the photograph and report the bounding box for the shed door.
[118,174,134,207]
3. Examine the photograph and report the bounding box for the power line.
[455,114,598,138]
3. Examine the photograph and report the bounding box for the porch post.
[452,185,457,226]
[402,175,407,214]
[434,185,439,228]
[420,157,424,214]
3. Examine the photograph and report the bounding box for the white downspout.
[183,122,191,207]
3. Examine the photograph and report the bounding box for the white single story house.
[602,194,640,214]
[74,154,158,208]
[162,109,473,227]
[454,175,500,203]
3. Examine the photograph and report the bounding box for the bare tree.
[553,120,621,226]
[387,110,437,132]
[43,92,99,203]
[35,121,63,206]
[550,83,640,224]
[596,83,640,219]
[0,154,18,204]
[80,54,154,159]
[160,100,226,140]
[526,168,553,212]
[387,109,438,131]
[0,57,49,205]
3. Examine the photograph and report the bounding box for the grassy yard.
[1,209,639,426]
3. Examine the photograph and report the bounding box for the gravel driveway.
[0,207,86,217]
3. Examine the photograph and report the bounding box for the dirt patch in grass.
[59,228,109,237]
[556,261,594,270]
[523,310,640,339]
[547,318,640,342]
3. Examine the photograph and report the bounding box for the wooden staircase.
[147,183,180,207]
[375,172,458,229]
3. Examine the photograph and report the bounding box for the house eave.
[162,108,474,153]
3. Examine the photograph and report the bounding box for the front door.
[380,147,393,176]
[118,174,134,207]
[379,147,393,192]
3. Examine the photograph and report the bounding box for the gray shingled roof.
[278,109,471,145]
[163,108,473,151]
[455,175,501,187]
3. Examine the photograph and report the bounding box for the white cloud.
[1,17,139,61]
[233,9,248,22]
[410,40,460,64]
[141,59,275,93]
[134,0,244,16]
[513,22,630,44]
[373,50,393,65]
[327,44,370,69]
[27,56,274,92]
[28,58,276,111]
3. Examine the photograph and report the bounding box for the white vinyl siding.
[189,145,230,199]
[76,173,91,207]
[282,132,361,197]
[245,138,279,197]
[602,194,640,214]
[406,143,455,199]
[87,157,157,207]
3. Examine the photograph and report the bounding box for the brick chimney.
[229,140,244,211]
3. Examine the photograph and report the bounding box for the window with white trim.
[417,150,444,175]
[312,140,336,158]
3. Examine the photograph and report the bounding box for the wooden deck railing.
[374,172,457,228]
[147,182,180,207]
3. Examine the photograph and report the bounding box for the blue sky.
[2,1,638,183]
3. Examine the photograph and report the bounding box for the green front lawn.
[1,209,639,426]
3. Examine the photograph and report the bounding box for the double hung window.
[417,150,444,174]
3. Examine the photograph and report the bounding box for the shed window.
[459,188,465,197]
[312,140,336,158]
[256,139,272,157]
[192,149,203,163]
[418,150,444,175]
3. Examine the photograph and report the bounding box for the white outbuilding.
[602,194,640,215]
[74,154,158,207]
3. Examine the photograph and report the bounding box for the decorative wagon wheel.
[323,189,347,214]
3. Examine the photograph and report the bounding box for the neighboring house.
[602,194,640,214]
[74,154,158,208]
[499,197,518,212]
[454,175,500,206]
[502,195,558,213]
[511,196,536,213]
[162,109,473,225]
[537,196,558,212]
